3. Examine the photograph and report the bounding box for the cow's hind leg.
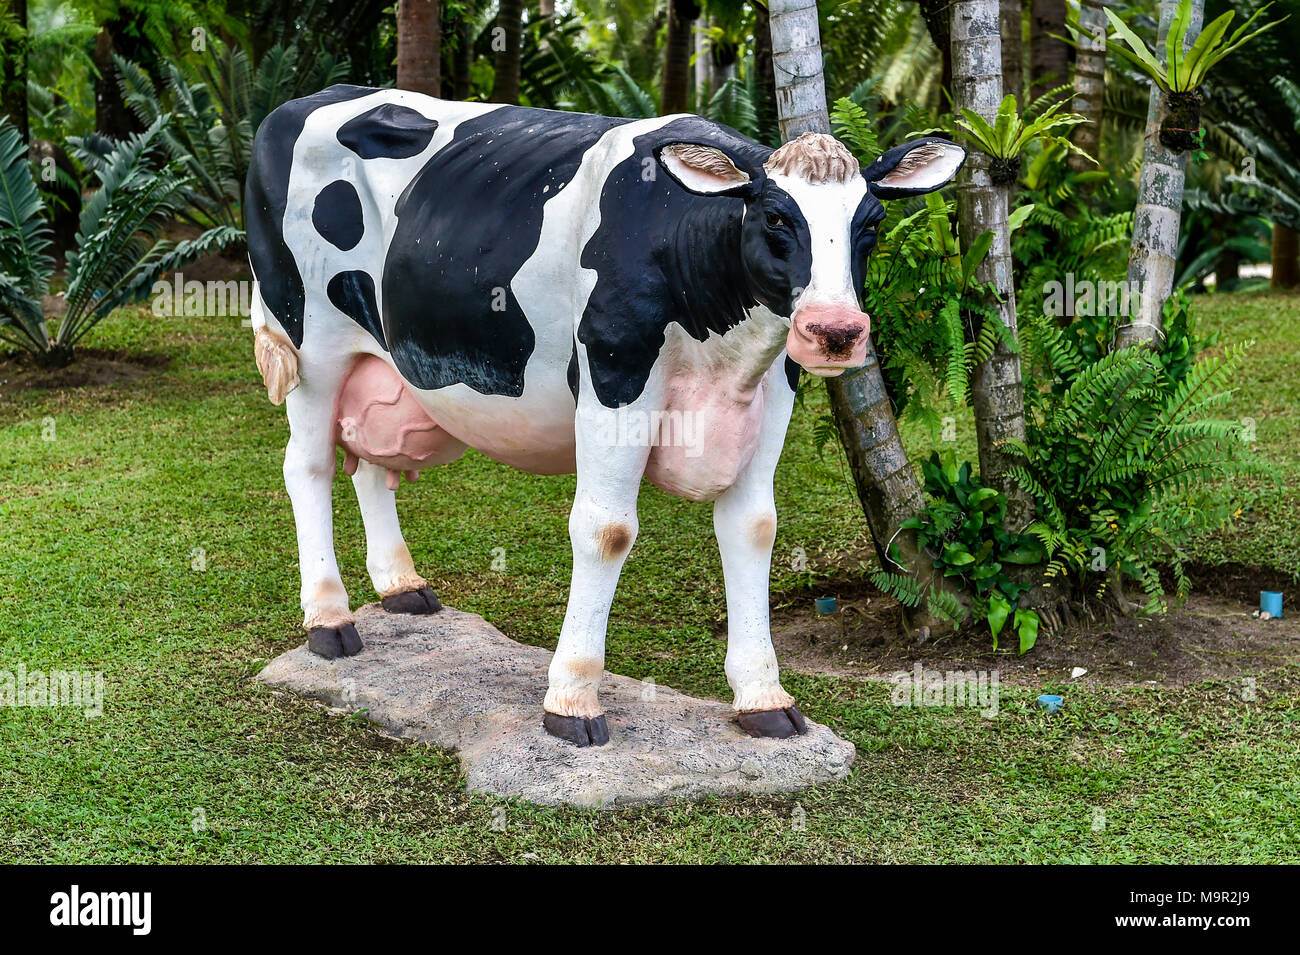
[283,362,362,659]
[351,459,442,614]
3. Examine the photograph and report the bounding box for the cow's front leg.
[714,474,805,738]
[714,361,804,738]
[351,459,442,614]
[543,406,650,747]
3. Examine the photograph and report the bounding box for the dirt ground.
[0,348,171,394]
[765,566,1299,688]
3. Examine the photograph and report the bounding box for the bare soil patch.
[764,568,1300,688]
[0,348,171,394]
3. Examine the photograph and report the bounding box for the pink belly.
[644,383,765,502]
[335,355,466,487]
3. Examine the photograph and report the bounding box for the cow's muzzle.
[786,304,870,376]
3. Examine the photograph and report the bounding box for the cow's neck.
[662,200,757,335]
[658,200,788,394]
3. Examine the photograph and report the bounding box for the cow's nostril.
[806,322,864,359]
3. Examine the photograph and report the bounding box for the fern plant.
[830,96,1012,434]
[1009,295,1261,615]
[0,118,239,367]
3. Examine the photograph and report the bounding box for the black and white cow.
[245,86,964,746]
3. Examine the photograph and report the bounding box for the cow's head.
[657,132,966,376]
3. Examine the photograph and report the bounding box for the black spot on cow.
[784,356,801,392]
[312,180,364,251]
[337,104,439,160]
[327,271,385,348]
[245,84,374,347]
[383,106,628,396]
[566,346,579,400]
[849,191,885,306]
[577,117,813,408]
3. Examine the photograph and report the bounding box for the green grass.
[1,292,1297,863]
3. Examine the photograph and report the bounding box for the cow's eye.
[765,212,785,229]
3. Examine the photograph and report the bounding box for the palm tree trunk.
[1069,0,1105,173]
[1029,0,1069,103]
[918,0,955,97]
[1000,0,1022,106]
[1117,0,1205,348]
[662,0,700,114]
[1273,223,1300,289]
[768,0,955,634]
[397,0,441,96]
[93,20,137,138]
[491,0,525,105]
[951,0,1033,530]
[1,0,27,142]
[752,2,778,144]
[695,21,711,109]
[453,19,473,99]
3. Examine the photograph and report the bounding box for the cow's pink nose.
[787,304,870,375]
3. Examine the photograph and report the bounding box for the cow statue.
[245,86,965,747]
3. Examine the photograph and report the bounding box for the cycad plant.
[109,40,349,242]
[1104,0,1279,150]
[0,118,238,368]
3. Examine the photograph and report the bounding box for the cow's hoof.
[737,705,808,739]
[543,712,610,747]
[381,586,442,615]
[307,623,364,659]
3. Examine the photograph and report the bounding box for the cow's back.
[381,106,630,398]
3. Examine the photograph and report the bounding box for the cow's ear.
[864,138,966,199]
[656,143,754,196]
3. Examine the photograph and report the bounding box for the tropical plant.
[0,117,238,367]
[1008,291,1260,619]
[873,452,1045,652]
[704,75,759,138]
[1104,0,1280,150]
[1105,0,1277,94]
[923,90,1094,185]
[108,40,349,243]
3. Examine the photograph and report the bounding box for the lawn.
[1,291,1297,863]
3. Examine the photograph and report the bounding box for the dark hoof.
[307,623,363,659]
[737,705,808,739]
[381,586,442,615]
[543,712,610,747]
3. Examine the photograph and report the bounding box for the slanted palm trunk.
[491,0,525,105]
[1118,0,1205,348]
[662,0,701,114]
[1069,0,1105,172]
[768,0,954,633]
[1000,0,1023,106]
[397,0,441,96]
[951,0,1033,530]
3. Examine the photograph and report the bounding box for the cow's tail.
[250,280,300,406]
